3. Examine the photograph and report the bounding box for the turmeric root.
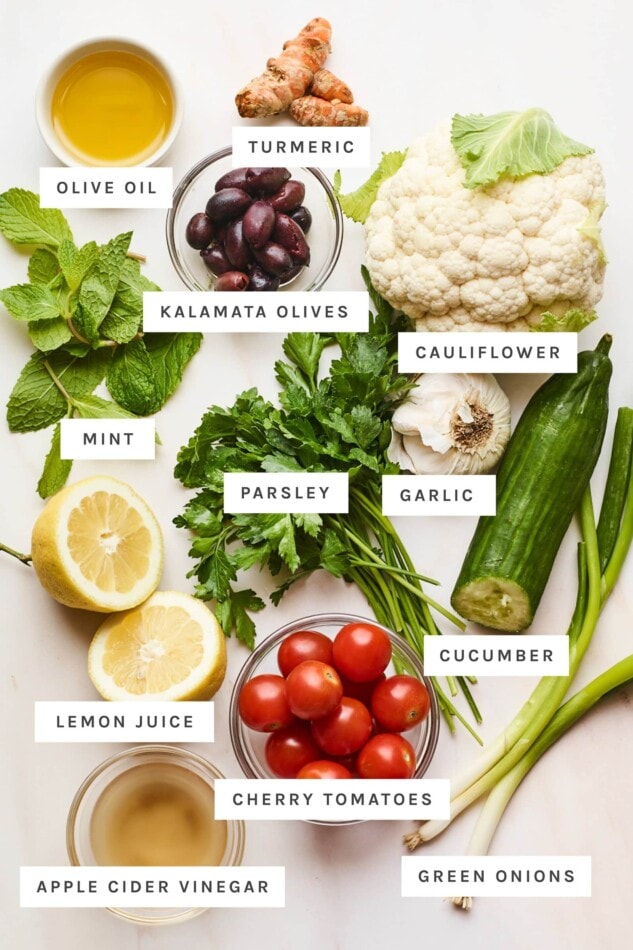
[235,18,332,118]
[309,69,353,104]
[289,96,369,127]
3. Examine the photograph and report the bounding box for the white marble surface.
[1,1,632,947]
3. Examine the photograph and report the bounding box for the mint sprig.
[0,190,202,497]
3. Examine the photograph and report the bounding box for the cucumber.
[451,336,612,632]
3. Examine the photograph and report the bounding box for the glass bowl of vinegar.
[67,745,245,925]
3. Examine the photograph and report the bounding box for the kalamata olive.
[280,262,304,284]
[290,206,312,234]
[200,242,232,276]
[266,180,305,213]
[272,214,310,265]
[225,219,253,270]
[247,265,281,292]
[186,212,214,249]
[244,167,291,196]
[242,201,276,249]
[214,168,250,192]
[215,271,249,291]
[205,188,252,222]
[253,242,293,276]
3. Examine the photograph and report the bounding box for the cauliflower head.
[365,120,606,332]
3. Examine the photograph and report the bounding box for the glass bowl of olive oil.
[36,38,183,167]
[67,745,245,925]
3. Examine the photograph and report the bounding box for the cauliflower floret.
[365,120,606,331]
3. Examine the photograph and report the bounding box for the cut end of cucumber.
[451,578,533,632]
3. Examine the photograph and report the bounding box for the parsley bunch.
[175,270,481,736]
[0,189,202,497]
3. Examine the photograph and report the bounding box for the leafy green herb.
[175,268,481,736]
[0,190,202,497]
[451,109,593,189]
[334,150,408,223]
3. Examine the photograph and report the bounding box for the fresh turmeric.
[289,96,369,127]
[309,68,353,104]
[235,18,332,118]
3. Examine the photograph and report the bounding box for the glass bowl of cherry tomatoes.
[229,613,440,823]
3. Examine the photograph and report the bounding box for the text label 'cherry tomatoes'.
[238,674,293,732]
[286,660,343,720]
[356,733,416,779]
[371,675,431,732]
[311,697,373,756]
[277,630,334,677]
[332,622,392,683]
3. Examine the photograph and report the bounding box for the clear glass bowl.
[166,147,344,291]
[229,613,440,826]
[67,745,246,926]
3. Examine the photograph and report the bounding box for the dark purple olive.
[225,219,253,270]
[200,242,232,276]
[205,188,252,222]
[242,201,276,249]
[247,265,281,292]
[215,271,249,291]
[266,180,305,213]
[279,262,304,284]
[244,167,291,196]
[186,212,214,249]
[253,242,293,276]
[272,214,310,265]
[290,206,312,234]
[214,168,250,191]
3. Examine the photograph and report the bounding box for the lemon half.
[88,591,227,701]
[31,476,163,612]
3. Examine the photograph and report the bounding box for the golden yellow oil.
[51,50,174,166]
[90,762,228,866]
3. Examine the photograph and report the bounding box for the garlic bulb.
[388,374,511,475]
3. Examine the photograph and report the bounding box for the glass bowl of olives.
[166,147,344,292]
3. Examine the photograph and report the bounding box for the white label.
[224,473,349,513]
[214,779,450,821]
[232,127,371,168]
[34,701,214,743]
[398,332,577,373]
[142,291,368,333]
[20,867,285,908]
[39,168,173,209]
[424,636,570,676]
[382,475,496,516]
[60,418,155,460]
[401,856,591,897]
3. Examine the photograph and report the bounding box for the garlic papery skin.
[387,374,511,475]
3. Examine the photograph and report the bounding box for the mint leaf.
[334,150,408,223]
[73,394,138,419]
[106,338,159,415]
[29,317,72,351]
[0,284,61,322]
[37,423,72,499]
[28,248,61,286]
[532,308,597,332]
[143,333,203,409]
[76,232,132,343]
[451,109,594,189]
[100,258,158,344]
[0,189,72,246]
[58,240,99,290]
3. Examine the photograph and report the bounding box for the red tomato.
[264,722,322,777]
[297,760,353,779]
[371,675,431,732]
[238,674,294,732]
[277,630,334,677]
[340,673,386,705]
[332,622,392,683]
[356,733,416,779]
[311,697,373,756]
[286,660,343,719]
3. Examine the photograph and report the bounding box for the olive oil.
[51,50,174,166]
[90,762,227,866]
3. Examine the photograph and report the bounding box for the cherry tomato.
[277,630,334,676]
[340,673,386,705]
[371,675,431,732]
[286,660,343,720]
[332,622,392,683]
[311,697,373,756]
[297,760,353,779]
[264,722,322,777]
[238,674,294,732]
[356,733,416,779]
